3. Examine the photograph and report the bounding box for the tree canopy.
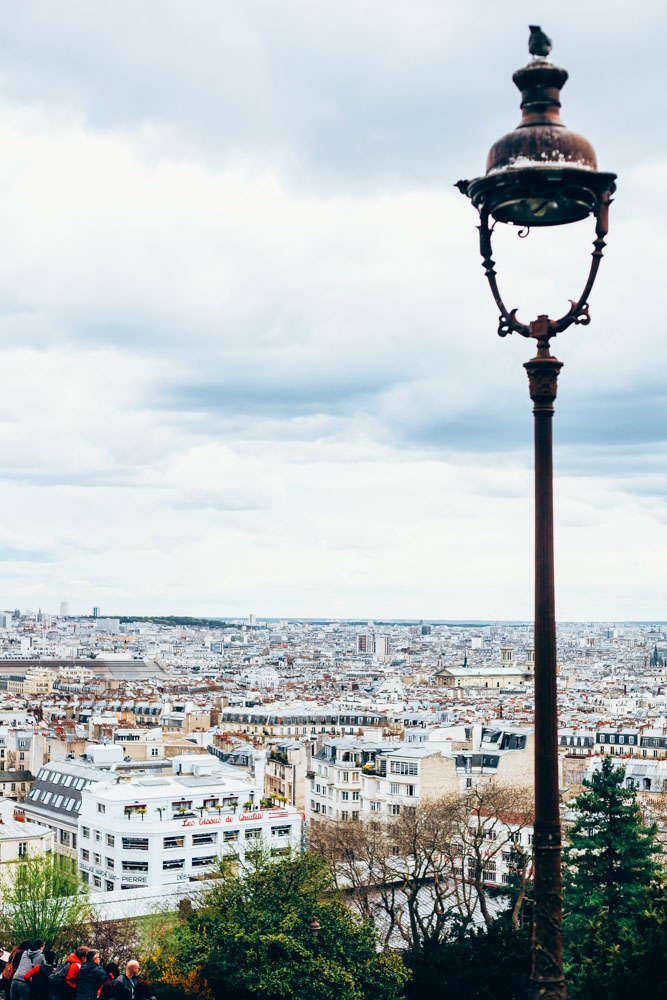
[154,850,408,1000]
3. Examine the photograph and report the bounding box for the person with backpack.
[48,946,88,999]
[11,942,45,1000]
[23,950,55,1000]
[73,952,111,1000]
[2,944,30,1000]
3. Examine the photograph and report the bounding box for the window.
[341,811,349,820]
[192,833,217,846]
[370,801,381,812]
[163,836,185,849]
[192,856,216,868]
[171,800,192,811]
[122,860,149,872]
[245,828,262,840]
[106,834,115,846]
[53,795,63,807]
[82,849,90,861]
[162,859,184,870]
[97,803,106,814]
[106,857,114,869]
[59,830,69,845]
[105,880,114,892]
[271,825,290,837]
[94,830,101,842]
[81,871,89,884]
[341,791,349,801]
[93,876,102,888]
[466,777,473,788]
[352,791,359,801]
[390,783,400,795]
[18,842,27,858]
[406,785,416,797]
[223,830,239,842]
[389,804,400,816]
[390,761,418,776]
[151,748,159,756]
[93,853,101,865]
[122,837,149,851]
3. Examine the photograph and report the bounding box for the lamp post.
[456,28,616,1000]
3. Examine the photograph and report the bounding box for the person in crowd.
[132,982,155,1000]
[111,962,140,999]
[73,952,111,1000]
[98,964,119,1000]
[11,941,45,1000]
[61,946,89,995]
[23,950,55,1000]
[2,943,30,1000]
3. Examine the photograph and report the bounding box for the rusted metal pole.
[524,316,566,1000]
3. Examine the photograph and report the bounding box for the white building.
[0,797,53,863]
[78,754,302,892]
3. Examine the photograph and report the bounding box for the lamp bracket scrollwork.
[475,190,612,346]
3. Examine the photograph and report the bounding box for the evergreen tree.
[562,756,665,999]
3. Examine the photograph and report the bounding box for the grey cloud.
[0,2,661,185]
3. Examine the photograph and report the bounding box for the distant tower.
[249,613,256,628]
[375,636,390,657]
[357,634,375,654]
[60,601,69,618]
[92,606,100,618]
[526,648,535,674]
[501,647,513,668]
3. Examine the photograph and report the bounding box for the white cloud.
[0,2,664,617]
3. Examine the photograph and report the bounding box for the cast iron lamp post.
[456,27,616,1000]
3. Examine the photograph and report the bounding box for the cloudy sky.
[0,0,665,620]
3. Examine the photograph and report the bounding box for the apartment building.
[265,738,317,811]
[23,756,112,857]
[78,754,301,891]
[307,739,376,822]
[359,745,460,821]
[0,797,53,863]
[306,726,534,824]
[217,708,387,744]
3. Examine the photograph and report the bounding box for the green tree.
[404,915,531,1000]
[562,757,665,998]
[0,855,91,954]
[156,849,408,1000]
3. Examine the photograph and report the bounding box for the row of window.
[38,770,89,790]
[28,788,80,812]
[81,828,113,844]
[82,826,293,858]
[310,801,360,819]
[389,761,419,776]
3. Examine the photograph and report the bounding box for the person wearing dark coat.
[73,953,111,1000]
[111,963,139,1000]
[98,964,119,1000]
[23,950,55,1000]
[132,983,155,1000]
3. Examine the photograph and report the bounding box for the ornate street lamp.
[456,26,616,1000]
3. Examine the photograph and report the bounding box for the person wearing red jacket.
[62,948,89,997]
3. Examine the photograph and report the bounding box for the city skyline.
[0,2,665,619]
